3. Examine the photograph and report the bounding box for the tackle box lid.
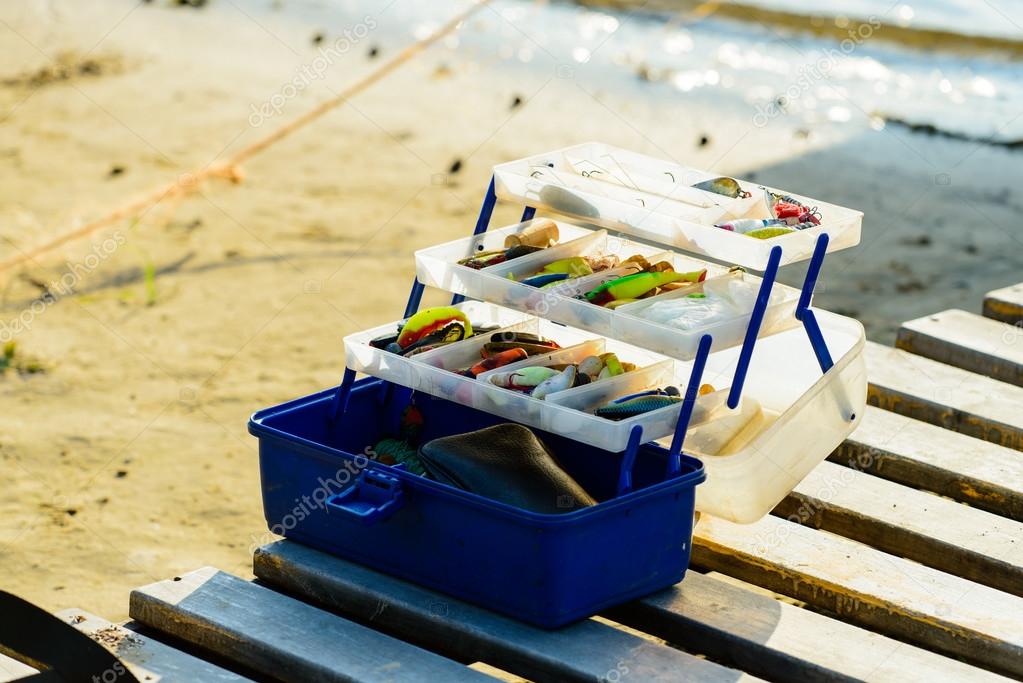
[492,142,863,271]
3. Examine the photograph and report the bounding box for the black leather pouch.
[418,424,597,514]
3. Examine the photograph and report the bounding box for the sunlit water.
[281,0,1023,145]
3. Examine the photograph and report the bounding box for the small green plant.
[0,341,15,371]
[143,259,157,306]
[0,341,45,376]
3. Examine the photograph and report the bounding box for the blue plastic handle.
[326,469,405,526]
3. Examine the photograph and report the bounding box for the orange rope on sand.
[0,0,491,275]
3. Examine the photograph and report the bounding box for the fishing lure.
[488,366,559,390]
[577,355,603,379]
[459,244,543,270]
[746,227,796,239]
[595,394,683,420]
[692,176,752,199]
[539,256,593,277]
[468,348,528,377]
[396,307,473,349]
[483,339,560,357]
[715,218,789,234]
[585,269,707,306]
[531,365,577,400]
[520,272,571,288]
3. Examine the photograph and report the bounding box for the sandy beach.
[1,0,1021,621]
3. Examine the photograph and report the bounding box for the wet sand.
[1,0,1020,620]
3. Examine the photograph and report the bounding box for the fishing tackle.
[692,176,752,199]
[521,272,570,288]
[468,348,528,377]
[488,366,559,390]
[504,219,560,249]
[578,355,604,379]
[489,332,557,346]
[531,365,577,400]
[482,337,560,356]
[398,322,468,356]
[539,256,593,277]
[746,227,796,240]
[595,394,683,420]
[397,307,473,349]
[585,269,707,306]
[459,244,543,270]
[715,218,789,234]
[599,352,624,377]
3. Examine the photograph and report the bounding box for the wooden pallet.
[24,285,1023,683]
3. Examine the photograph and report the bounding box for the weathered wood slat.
[56,609,250,683]
[692,515,1023,679]
[129,567,496,683]
[0,654,35,683]
[253,541,762,683]
[984,283,1023,325]
[865,340,1023,449]
[774,460,1023,596]
[829,406,1023,521]
[896,309,1023,386]
[606,571,1009,683]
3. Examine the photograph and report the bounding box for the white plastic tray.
[492,142,863,270]
[415,223,802,360]
[656,309,867,522]
[343,300,726,452]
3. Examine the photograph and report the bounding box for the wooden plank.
[253,541,762,683]
[984,283,1023,325]
[606,571,1011,683]
[129,567,496,683]
[691,515,1023,679]
[896,309,1023,386]
[865,340,1023,450]
[56,609,251,683]
[0,654,35,682]
[829,406,1023,521]
[773,460,1023,596]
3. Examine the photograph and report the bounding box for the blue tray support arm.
[666,333,712,478]
[796,233,834,373]
[727,246,782,409]
[450,176,499,307]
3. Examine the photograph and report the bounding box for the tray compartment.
[613,269,802,359]
[342,301,534,391]
[492,142,863,270]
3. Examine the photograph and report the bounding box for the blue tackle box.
[249,145,864,627]
[249,378,705,628]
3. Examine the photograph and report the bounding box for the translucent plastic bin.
[492,142,863,270]
[344,302,697,451]
[655,309,867,523]
[416,224,801,359]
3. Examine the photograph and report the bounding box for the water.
[281,0,1023,145]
